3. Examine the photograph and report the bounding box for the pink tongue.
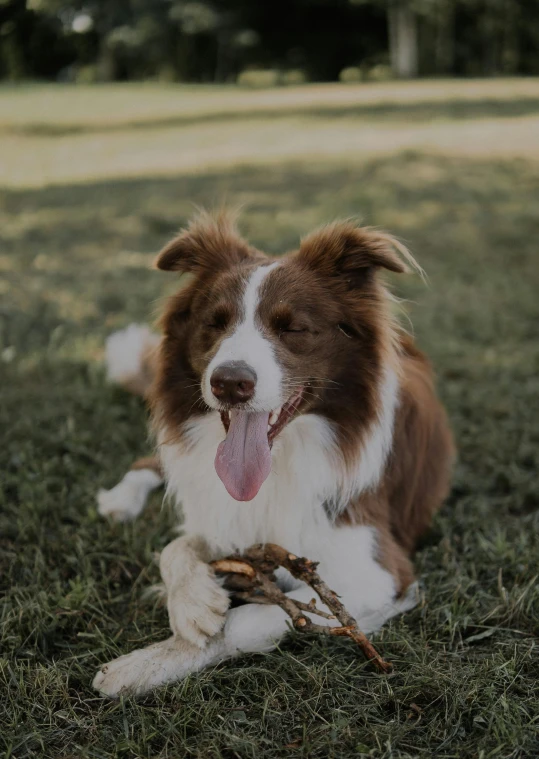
[215,411,272,501]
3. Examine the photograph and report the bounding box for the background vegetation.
[1,79,539,757]
[2,0,539,84]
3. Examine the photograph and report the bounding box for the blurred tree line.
[1,0,538,83]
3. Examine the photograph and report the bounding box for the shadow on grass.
[2,152,538,361]
[6,96,539,138]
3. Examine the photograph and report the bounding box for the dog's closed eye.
[281,326,308,334]
[206,308,230,331]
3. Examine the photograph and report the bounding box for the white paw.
[92,636,206,698]
[394,580,420,615]
[357,581,420,634]
[97,469,162,522]
[167,564,230,648]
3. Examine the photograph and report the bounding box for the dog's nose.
[210,361,256,405]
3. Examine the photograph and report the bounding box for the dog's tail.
[105,324,160,398]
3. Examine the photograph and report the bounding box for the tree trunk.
[388,1,418,79]
[97,39,116,82]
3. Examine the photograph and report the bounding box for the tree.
[3,0,539,82]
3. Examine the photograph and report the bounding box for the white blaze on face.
[202,261,283,502]
[203,262,282,412]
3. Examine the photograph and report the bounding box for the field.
[1,80,539,758]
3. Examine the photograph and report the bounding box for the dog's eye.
[206,309,229,330]
[272,311,311,338]
[337,323,354,339]
[279,324,310,338]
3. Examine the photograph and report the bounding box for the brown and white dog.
[93,212,454,697]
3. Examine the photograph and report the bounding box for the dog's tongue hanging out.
[215,411,272,501]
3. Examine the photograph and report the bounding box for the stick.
[211,542,392,674]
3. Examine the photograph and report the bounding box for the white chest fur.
[159,413,340,557]
[158,366,399,559]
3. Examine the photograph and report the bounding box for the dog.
[93,212,454,697]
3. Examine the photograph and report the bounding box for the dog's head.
[152,212,416,502]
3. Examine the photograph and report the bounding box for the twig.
[293,599,336,620]
[211,542,392,674]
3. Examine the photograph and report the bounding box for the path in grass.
[2,79,539,189]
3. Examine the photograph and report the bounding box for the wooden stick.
[211,542,392,674]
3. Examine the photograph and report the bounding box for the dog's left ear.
[296,222,420,287]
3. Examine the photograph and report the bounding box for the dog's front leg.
[159,535,230,648]
[92,634,218,698]
[92,584,333,698]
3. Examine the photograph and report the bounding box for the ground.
[1,80,538,759]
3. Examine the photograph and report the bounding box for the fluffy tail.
[105,323,160,397]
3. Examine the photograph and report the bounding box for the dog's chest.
[159,412,340,556]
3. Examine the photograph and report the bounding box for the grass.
[1,80,539,758]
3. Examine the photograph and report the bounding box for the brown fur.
[155,210,264,274]
[338,335,454,593]
[382,335,455,553]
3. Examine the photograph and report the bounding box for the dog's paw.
[355,581,421,635]
[167,564,230,648]
[93,636,204,698]
[394,580,420,615]
[97,469,161,522]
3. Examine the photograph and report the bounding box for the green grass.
[1,82,539,758]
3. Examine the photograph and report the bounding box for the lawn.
[1,80,539,758]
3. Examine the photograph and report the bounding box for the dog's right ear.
[155,211,257,273]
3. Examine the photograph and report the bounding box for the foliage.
[2,0,539,82]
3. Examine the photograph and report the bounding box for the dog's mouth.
[219,387,305,444]
[214,387,305,502]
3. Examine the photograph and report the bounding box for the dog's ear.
[296,222,421,287]
[155,211,258,273]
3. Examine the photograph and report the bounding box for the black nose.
[210,361,257,405]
